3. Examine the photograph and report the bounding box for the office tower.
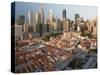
[40,8,44,24]
[48,9,53,22]
[71,21,75,31]
[75,14,80,23]
[48,16,56,32]
[16,15,25,25]
[77,17,81,25]
[28,11,36,32]
[89,20,96,33]
[40,8,45,32]
[46,19,50,32]
[47,9,54,32]
[15,24,23,40]
[80,17,84,23]
[80,23,85,32]
[92,25,96,37]
[62,9,69,32]
[92,18,97,37]
[23,24,28,32]
[28,26,34,32]
[86,19,97,35]
[54,18,63,32]
[86,20,92,32]
[57,19,62,31]
[46,24,50,32]
[63,19,69,31]
[62,9,66,19]
[62,9,70,31]
[76,17,81,31]
[36,12,41,24]
[85,20,90,31]
[36,12,43,36]
[53,17,62,32]
[68,19,71,31]
[75,14,80,30]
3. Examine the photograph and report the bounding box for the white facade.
[48,9,53,22]
[28,11,36,31]
[15,24,23,40]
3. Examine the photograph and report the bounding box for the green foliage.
[81,31,93,38]
[42,32,62,41]
[89,48,97,53]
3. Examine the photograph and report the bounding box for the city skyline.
[14,2,97,23]
[11,2,97,73]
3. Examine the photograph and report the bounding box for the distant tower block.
[17,15,25,25]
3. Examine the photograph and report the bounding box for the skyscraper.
[63,19,69,31]
[28,11,36,32]
[75,14,80,31]
[47,9,54,32]
[56,18,62,31]
[40,8,45,32]
[45,24,50,32]
[48,9,53,22]
[62,9,70,31]
[23,24,28,32]
[62,9,66,19]
[16,15,25,32]
[16,15,25,25]
[71,21,75,31]
[40,8,44,24]
[36,12,41,24]
[36,12,43,36]
[15,24,23,40]
[75,14,80,23]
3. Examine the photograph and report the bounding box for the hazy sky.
[14,2,97,23]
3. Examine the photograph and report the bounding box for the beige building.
[15,24,23,40]
[28,11,36,32]
[86,19,97,37]
[63,31,81,39]
[23,24,28,32]
[63,19,69,31]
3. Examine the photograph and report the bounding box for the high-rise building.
[28,11,36,32]
[70,21,75,31]
[40,8,44,24]
[23,24,28,32]
[48,9,53,22]
[28,26,34,32]
[62,9,66,19]
[36,12,43,36]
[80,23,85,32]
[62,9,70,32]
[45,24,50,32]
[86,20,91,32]
[40,8,45,32]
[66,19,70,31]
[36,12,41,24]
[75,14,80,30]
[75,14,80,23]
[15,24,23,40]
[62,9,70,31]
[16,15,25,25]
[63,19,69,31]
[56,19,62,31]
[89,20,96,33]
[46,19,50,32]
[77,17,81,25]
[49,16,56,32]
[47,9,54,32]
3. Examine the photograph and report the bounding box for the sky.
[14,2,97,23]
